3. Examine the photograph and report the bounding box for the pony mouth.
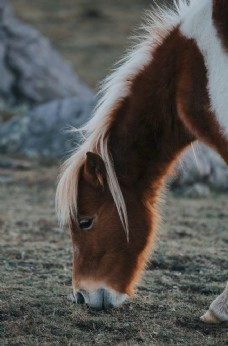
[74,288,128,311]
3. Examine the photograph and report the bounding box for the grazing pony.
[56,0,228,323]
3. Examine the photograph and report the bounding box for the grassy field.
[0,162,227,345]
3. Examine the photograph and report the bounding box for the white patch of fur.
[180,0,228,139]
[56,1,200,237]
[201,282,228,323]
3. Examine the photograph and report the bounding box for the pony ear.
[83,152,107,187]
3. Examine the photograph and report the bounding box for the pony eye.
[79,217,94,230]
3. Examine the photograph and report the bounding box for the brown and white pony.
[56,0,228,324]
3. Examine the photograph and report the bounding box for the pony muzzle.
[74,287,128,311]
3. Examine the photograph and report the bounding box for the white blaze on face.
[180,0,228,140]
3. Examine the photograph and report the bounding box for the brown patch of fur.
[213,0,228,52]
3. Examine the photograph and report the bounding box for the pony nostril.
[76,292,85,304]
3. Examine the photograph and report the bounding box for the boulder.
[0,0,93,104]
[0,97,95,158]
[172,143,228,192]
[0,0,95,159]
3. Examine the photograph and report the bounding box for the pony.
[56,0,228,324]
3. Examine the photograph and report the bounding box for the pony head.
[67,152,155,310]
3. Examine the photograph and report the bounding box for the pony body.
[56,0,228,322]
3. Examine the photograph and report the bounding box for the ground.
[1,1,228,345]
[0,161,227,345]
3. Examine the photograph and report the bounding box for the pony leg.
[200,283,228,324]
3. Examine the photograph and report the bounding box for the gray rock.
[0,175,14,184]
[0,0,93,104]
[182,183,211,198]
[0,99,29,124]
[0,1,96,160]
[0,97,95,158]
[0,43,14,95]
[172,143,228,192]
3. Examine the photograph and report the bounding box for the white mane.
[56,0,200,237]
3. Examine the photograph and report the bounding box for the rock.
[0,44,14,95]
[0,175,14,184]
[0,97,95,158]
[0,100,29,124]
[182,183,211,198]
[172,143,228,192]
[209,163,228,190]
[0,0,93,104]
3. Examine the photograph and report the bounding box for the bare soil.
[1,1,228,345]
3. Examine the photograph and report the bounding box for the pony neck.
[108,30,195,193]
[109,97,193,193]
